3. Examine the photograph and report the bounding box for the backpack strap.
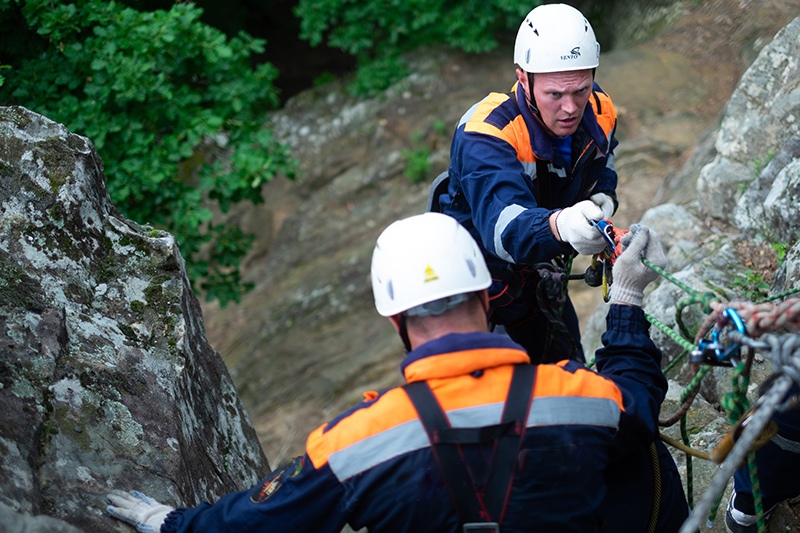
[403,364,536,530]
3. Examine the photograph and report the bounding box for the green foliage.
[752,150,776,177]
[772,242,788,265]
[0,0,297,306]
[731,269,771,301]
[348,55,409,97]
[312,72,338,88]
[402,120,450,184]
[402,146,431,185]
[295,0,536,96]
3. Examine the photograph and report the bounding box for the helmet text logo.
[561,47,581,61]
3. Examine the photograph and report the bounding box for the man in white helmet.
[436,7,690,530]
[439,3,617,364]
[106,212,678,532]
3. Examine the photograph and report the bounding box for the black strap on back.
[403,364,536,531]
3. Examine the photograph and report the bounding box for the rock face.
[0,106,269,532]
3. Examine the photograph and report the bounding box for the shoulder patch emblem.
[250,457,305,504]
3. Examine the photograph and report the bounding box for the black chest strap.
[403,364,536,531]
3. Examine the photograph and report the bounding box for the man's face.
[520,68,594,138]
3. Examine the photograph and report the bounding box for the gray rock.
[736,136,800,243]
[0,501,83,533]
[0,106,269,531]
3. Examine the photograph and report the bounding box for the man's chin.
[552,122,578,137]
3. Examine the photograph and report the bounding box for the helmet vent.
[465,258,477,277]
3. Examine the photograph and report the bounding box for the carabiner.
[689,308,746,366]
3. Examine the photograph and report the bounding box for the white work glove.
[107,490,173,533]
[590,192,615,219]
[610,225,667,307]
[555,200,607,255]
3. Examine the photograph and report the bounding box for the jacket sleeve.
[449,127,572,265]
[160,455,348,533]
[593,304,667,454]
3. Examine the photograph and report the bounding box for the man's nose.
[562,96,578,114]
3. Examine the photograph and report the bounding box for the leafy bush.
[402,120,449,184]
[0,0,296,306]
[295,0,536,95]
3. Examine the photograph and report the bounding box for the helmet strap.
[526,72,539,115]
[399,314,412,353]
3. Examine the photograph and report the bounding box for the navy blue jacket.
[161,305,665,532]
[441,81,618,297]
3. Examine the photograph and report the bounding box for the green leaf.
[0,0,296,305]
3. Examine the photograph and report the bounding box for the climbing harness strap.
[403,364,536,532]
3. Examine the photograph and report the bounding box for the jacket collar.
[401,332,530,383]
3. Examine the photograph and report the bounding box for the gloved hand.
[555,200,606,255]
[107,490,173,533]
[590,192,615,219]
[610,224,667,307]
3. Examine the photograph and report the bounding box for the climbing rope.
[630,251,800,532]
[554,221,800,531]
[679,370,796,533]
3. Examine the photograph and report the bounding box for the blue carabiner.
[690,308,747,366]
[590,219,616,255]
[718,308,746,362]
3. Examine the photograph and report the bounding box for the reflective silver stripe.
[494,204,527,263]
[547,163,567,179]
[458,100,485,127]
[606,152,616,172]
[328,418,430,481]
[773,433,800,454]
[528,396,620,428]
[327,396,620,481]
[328,404,503,481]
[521,161,537,181]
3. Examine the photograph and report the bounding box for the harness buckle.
[463,522,500,533]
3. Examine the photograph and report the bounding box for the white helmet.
[371,213,491,317]
[514,3,600,74]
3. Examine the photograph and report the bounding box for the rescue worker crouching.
[107,212,671,532]
[440,3,619,365]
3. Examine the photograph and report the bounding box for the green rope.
[663,349,688,375]
[759,286,800,302]
[720,360,751,425]
[706,488,724,525]
[642,257,703,298]
[675,292,718,340]
[645,312,697,353]
[747,451,767,533]
[682,366,711,403]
